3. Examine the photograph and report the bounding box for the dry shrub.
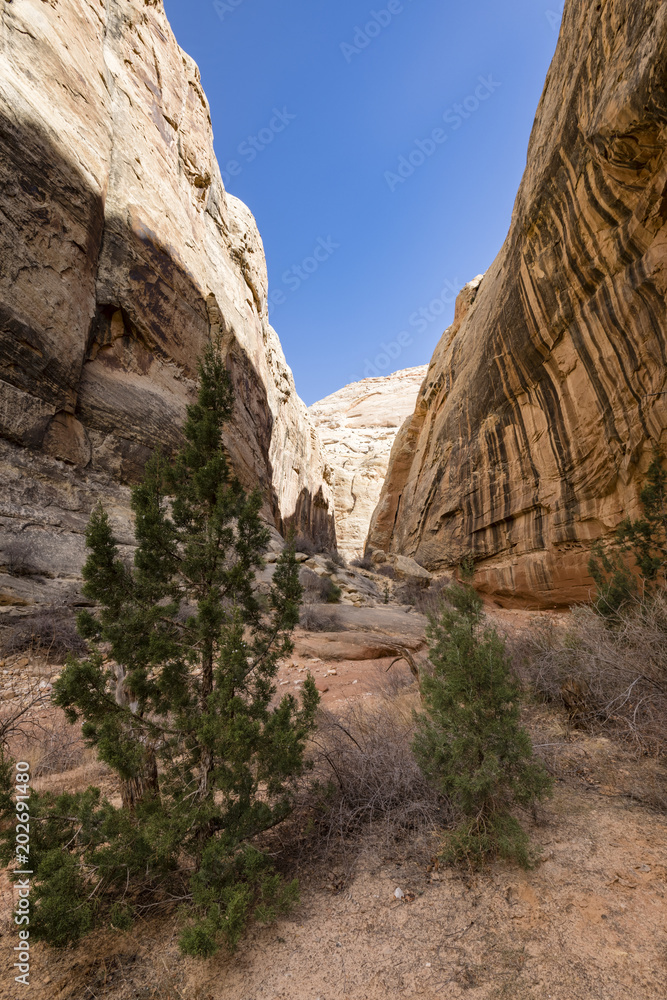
[326,551,346,569]
[376,564,397,580]
[302,697,450,851]
[0,675,53,756]
[396,577,450,615]
[299,605,346,632]
[351,556,373,571]
[0,674,86,777]
[293,535,318,556]
[514,596,667,756]
[299,568,341,604]
[13,709,86,777]
[0,607,88,663]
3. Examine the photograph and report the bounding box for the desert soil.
[0,609,664,1000]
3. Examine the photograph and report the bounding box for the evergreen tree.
[1,343,318,956]
[589,451,667,618]
[413,575,552,868]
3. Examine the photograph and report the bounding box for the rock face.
[368,0,667,608]
[0,0,334,606]
[310,368,426,559]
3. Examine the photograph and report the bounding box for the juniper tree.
[413,575,552,868]
[1,343,318,956]
[589,451,667,618]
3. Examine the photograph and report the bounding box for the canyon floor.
[0,603,665,1000]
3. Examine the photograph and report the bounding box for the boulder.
[392,555,433,583]
[297,632,421,662]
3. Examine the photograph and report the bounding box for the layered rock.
[369,0,667,607]
[310,367,426,559]
[0,0,334,605]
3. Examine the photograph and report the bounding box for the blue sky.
[163,0,563,405]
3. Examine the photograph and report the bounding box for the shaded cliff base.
[0,434,334,609]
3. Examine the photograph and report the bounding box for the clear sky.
[163,0,563,405]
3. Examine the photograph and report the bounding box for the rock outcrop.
[0,0,334,606]
[368,0,667,607]
[310,367,426,559]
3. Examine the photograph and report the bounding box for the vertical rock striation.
[309,367,427,560]
[0,0,334,605]
[369,0,667,607]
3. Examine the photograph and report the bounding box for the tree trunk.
[198,644,215,800]
[114,663,160,810]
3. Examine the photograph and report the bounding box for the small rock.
[394,887,405,899]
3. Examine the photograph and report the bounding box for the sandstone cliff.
[0,0,334,605]
[310,368,426,560]
[368,0,667,607]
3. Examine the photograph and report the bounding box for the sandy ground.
[0,770,664,1000]
[0,608,665,1000]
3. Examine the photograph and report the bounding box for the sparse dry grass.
[512,596,667,757]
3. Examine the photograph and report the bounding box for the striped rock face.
[368,0,667,607]
[0,0,334,605]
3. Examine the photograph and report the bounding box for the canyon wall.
[368,0,667,607]
[310,367,426,560]
[0,0,334,606]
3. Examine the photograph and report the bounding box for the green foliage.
[323,579,342,604]
[589,452,667,618]
[413,580,552,868]
[179,845,299,956]
[29,850,95,948]
[588,543,637,619]
[2,343,318,956]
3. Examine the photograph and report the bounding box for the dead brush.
[395,576,451,615]
[0,606,88,663]
[299,604,346,632]
[298,697,450,853]
[513,595,667,757]
[2,702,87,777]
